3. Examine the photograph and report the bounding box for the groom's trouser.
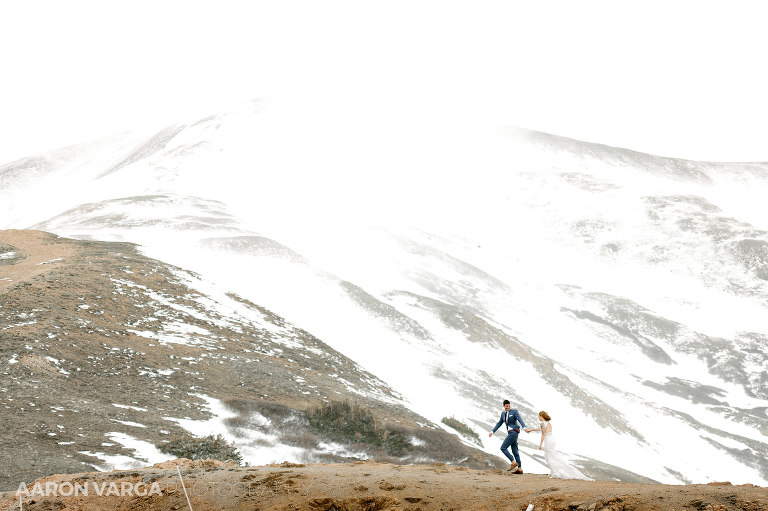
[500,430,521,467]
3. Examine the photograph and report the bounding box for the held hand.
[524,428,530,433]
[488,432,493,437]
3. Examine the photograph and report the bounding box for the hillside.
[1,100,767,486]
[0,230,504,490]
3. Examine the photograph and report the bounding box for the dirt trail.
[0,230,74,292]
[1,460,766,511]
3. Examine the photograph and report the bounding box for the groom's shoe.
[507,462,518,471]
[513,468,524,474]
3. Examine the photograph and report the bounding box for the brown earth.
[1,460,766,511]
[0,229,76,291]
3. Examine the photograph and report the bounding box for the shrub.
[307,400,410,456]
[159,434,242,464]
[441,416,481,445]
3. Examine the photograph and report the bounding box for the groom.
[489,399,527,473]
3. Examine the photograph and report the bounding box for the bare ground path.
[1,460,766,511]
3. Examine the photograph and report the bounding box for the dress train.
[540,422,592,480]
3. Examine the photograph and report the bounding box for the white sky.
[1,0,767,164]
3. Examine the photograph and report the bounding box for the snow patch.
[37,257,63,265]
[111,419,147,428]
[113,403,149,412]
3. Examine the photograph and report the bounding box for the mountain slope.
[1,102,767,486]
[0,230,504,490]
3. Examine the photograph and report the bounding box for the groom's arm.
[489,414,504,435]
[515,410,527,429]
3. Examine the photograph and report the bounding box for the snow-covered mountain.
[2,100,767,485]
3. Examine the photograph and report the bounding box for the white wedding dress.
[539,421,592,480]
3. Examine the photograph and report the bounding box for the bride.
[525,411,592,480]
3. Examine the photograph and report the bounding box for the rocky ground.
[1,459,766,511]
[0,230,503,490]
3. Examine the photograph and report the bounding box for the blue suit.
[492,409,527,467]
